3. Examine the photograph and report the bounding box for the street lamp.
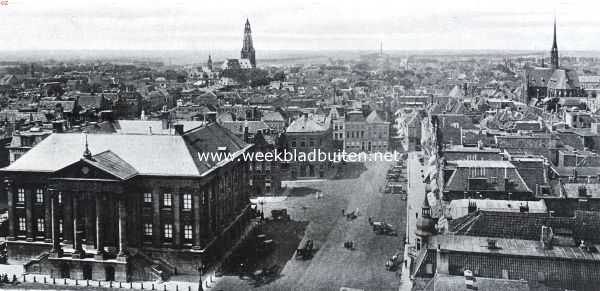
[196,262,204,291]
[258,200,265,221]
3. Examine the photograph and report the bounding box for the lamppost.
[258,199,265,220]
[196,262,204,291]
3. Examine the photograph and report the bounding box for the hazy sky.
[1,0,599,51]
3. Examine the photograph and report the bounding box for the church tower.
[207,54,213,71]
[550,17,559,69]
[241,19,256,68]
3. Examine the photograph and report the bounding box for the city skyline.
[1,0,600,52]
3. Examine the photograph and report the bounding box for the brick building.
[1,123,253,281]
[284,114,333,179]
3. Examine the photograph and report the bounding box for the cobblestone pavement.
[215,159,408,291]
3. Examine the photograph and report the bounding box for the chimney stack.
[174,124,184,135]
[467,200,477,213]
[541,225,554,249]
[161,106,170,130]
[464,270,477,290]
[487,239,499,250]
[52,120,64,133]
[244,125,250,142]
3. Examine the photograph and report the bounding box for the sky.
[1,0,599,52]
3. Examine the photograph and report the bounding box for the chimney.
[486,239,499,250]
[244,125,250,143]
[464,270,477,290]
[100,110,114,122]
[161,107,170,130]
[541,225,554,249]
[174,124,184,135]
[519,202,529,213]
[467,200,477,213]
[52,121,64,133]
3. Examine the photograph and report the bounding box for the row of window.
[143,193,197,209]
[290,138,321,148]
[15,188,45,204]
[17,217,195,241]
[143,223,194,240]
[17,217,46,232]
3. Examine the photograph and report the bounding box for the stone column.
[192,191,202,250]
[152,191,161,248]
[25,188,34,241]
[44,191,52,243]
[71,196,84,258]
[5,180,15,241]
[173,193,181,247]
[49,190,62,256]
[95,193,105,259]
[62,192,73,245]
[84,195,95,249]
[117,198,128,258]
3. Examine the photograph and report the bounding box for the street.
[215,159,407,291]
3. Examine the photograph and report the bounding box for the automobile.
[296,239,315,260]
[385,251,403,271]
[372,222,397,236]
[390,185,404,194]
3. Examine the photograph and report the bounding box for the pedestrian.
[342,209,345,216]
[355,208,360,216]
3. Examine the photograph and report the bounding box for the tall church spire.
[241,19,256,68]
[550,16,559,69]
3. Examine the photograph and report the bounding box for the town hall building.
[2,123,254,282]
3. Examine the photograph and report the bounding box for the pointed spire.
[552,15,558,49]
[83,133,92,159]
[550,15,559,69]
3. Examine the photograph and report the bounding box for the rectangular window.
[163,224,173,239]
[143,192,152,204]
[37,218,44,232]
[144,223,153,236]
[36,188,44,203]
[291,141,296,148]
[162,193,172,207]
[184,225,193,240]
[183,194,192,210]
[17,188,25,203]
[18,217,26,231]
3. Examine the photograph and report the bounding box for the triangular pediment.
[52,150,138,181]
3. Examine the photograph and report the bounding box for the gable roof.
[286,115,327,133]
[366,110,387,123]
[548,69,580,90]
